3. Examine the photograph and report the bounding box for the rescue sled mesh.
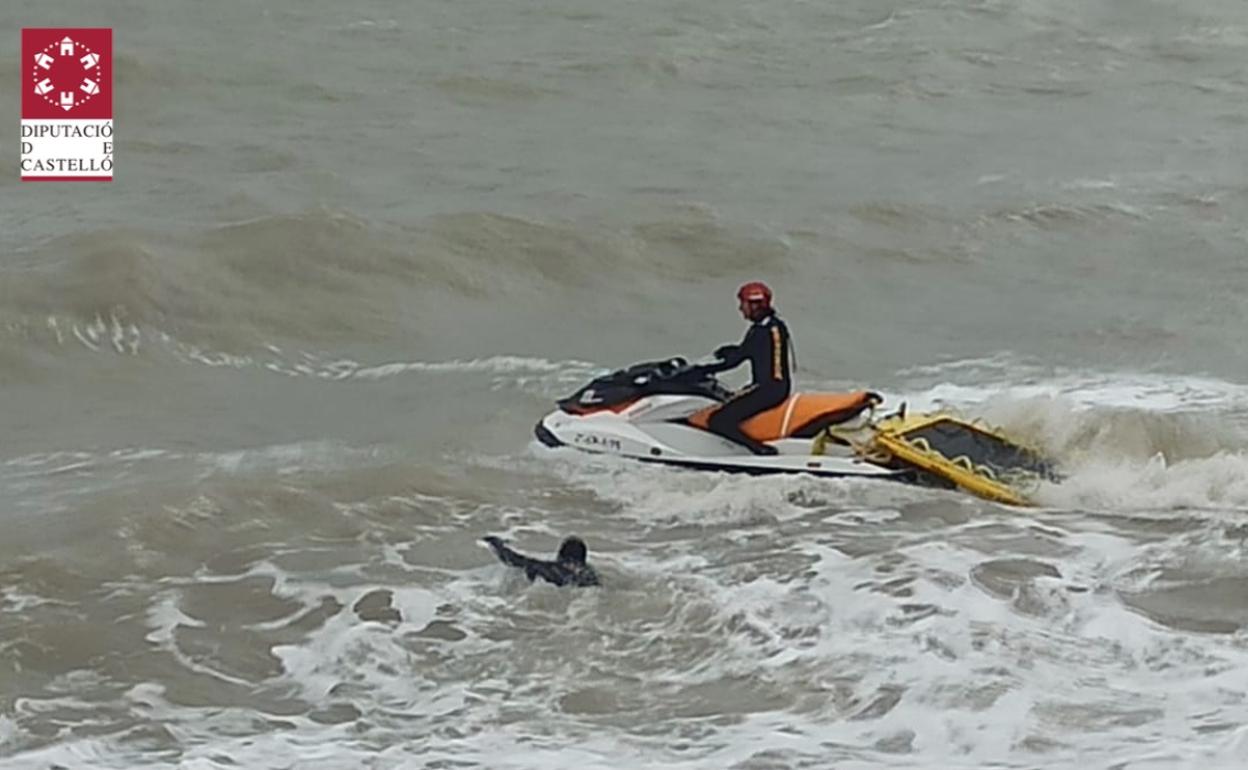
[898,419,1054,481]
[863,414,1057,506]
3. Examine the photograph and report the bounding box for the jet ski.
[534,357,1057,506]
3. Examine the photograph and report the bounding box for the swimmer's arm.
[483,536,542,572]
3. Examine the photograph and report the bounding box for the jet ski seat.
[688,391,880,442]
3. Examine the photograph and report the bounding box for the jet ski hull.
[535,411,911,481]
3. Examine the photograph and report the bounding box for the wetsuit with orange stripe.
[703,311,792,454]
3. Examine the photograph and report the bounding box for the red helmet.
[736,281,773,307]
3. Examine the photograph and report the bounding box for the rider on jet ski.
[700,281,792,455]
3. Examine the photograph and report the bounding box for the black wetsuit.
[483,537,600,588]
[703,311,793,454]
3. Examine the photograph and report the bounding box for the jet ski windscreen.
[558,358,729,413]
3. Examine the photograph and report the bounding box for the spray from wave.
[885,369,1248,511]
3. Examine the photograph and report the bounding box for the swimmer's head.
[557,536,588,565]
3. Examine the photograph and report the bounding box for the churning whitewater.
[3,0,1248,768]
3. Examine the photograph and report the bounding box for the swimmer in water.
[481,535,600,588]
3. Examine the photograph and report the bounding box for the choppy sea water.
[3,0,1248,767]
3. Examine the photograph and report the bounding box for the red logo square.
[22,28,112,120]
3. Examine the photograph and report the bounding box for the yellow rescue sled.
[817,407,1056,506]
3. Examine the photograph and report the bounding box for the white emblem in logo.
[30,35,104,112]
